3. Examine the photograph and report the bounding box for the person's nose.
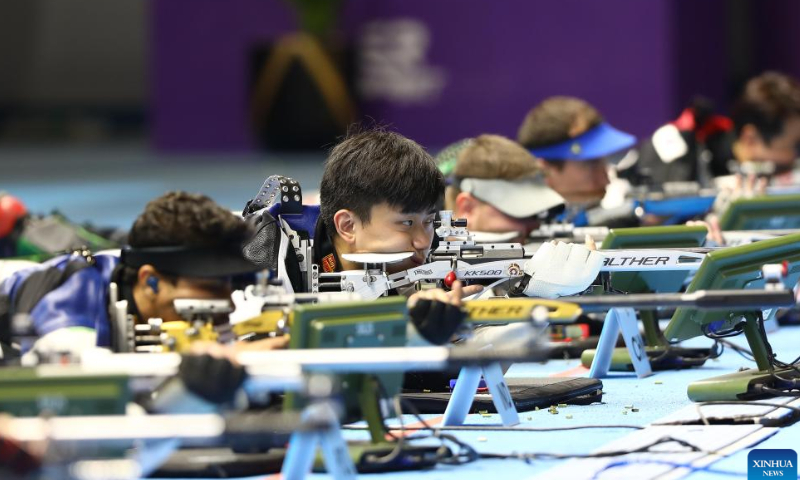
[411,224,432,251]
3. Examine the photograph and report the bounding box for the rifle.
[316,211,709,300]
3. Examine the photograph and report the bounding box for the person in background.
[517,96,637,214]
[636,71,800,189]
[0,192,268,362]
[440,134,565,243]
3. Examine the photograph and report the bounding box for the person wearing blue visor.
[517,96,636,207]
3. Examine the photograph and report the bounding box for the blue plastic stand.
[281,402,357,480]
[588,307,653,379]
[443,362,519,426]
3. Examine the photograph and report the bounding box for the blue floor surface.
[147,328,800,480]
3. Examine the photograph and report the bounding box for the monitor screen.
[719,195,800,231]
[283,296,409,420]
[664,233,800,342]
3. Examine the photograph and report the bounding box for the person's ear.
[333,209,358,245]
[537,158,553,174]
[132,265,161,321]
[455,192,478,217]
[137,265,158,294]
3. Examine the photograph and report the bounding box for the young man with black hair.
[315,130,601,300]
[313,129,486,313]
[240,129,604,403]
[0,191,262,362]
[247,129,602,326]
[317,129,451,276]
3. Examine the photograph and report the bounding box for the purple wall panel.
[672,0,729,113]
[341,0,675,147]
[152,0,680,151]
[754,0,800,80]
[152,0,296,151]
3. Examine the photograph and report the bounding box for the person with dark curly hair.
[0,191,259,362]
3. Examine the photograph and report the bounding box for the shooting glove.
[179,354,247,404]
[408,299,466,345]
[520,241,602,298]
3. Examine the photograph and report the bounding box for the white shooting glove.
[521,241,603,298]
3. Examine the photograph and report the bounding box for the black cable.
[702,321,745,339]
[644,344,675,364]
[750,311,800,387]
[396,396,481,466]
[478,436,708,463]
[702,400,800,425]
[771,357,800,376]
[699,401,800,414]
[600,272,627,295]
[759,386,800,397]
[370,376,480,467]
[366,397,411,466]
[700,311,800,394]
[371,374,409,442]
[657,400,800,426]
[706,340,726,360]
[715,338,755,362]
[784,352,800,366]
[644,339,723,366]
[701,314,800,399]
[766,368,800,386]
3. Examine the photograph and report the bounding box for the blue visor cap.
[529,122,636,161]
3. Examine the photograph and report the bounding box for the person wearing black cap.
[442,134,565,243]
[517,96,636,212]
[632,96,735,187]
[636,72,800,188]
[0,191,261,362]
